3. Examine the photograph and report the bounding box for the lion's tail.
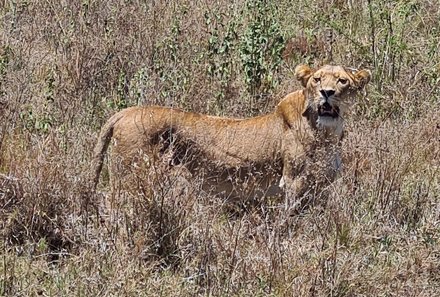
[90,111,124,191]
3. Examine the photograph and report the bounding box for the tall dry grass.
[1,0,439,296]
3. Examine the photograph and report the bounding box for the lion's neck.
[318,119,344,142]
[303,109,343,172]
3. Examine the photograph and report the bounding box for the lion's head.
[295,65,371,129]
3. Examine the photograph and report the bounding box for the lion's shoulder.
[275,90,307,127]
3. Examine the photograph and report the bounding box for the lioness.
[91,65,370,202]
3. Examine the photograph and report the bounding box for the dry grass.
[1,0,439,296]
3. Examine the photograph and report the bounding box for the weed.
[204,6,239,113]
[240,0,284,102]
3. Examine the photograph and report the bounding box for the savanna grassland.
[1,0,439,296]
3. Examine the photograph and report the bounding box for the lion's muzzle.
[318,102,340,118]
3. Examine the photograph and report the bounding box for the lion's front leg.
[281,174,311,212]
[280,154,313,212]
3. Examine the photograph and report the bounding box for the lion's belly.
[191,160,284,200]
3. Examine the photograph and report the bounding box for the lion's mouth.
[318,102,340,118]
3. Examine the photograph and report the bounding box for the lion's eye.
[338,78,348,85]
[313,77,321,83]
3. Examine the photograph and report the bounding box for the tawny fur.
[91,65,370,199]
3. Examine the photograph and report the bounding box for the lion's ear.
[295,65,314,87]
[353,69,371,89]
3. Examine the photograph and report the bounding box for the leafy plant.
[150,5,191,107]
[239,0,284,100]
[204,7,239,112]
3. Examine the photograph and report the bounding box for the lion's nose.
[320,89,335,99]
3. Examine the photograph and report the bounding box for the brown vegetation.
[1,0,439,296]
